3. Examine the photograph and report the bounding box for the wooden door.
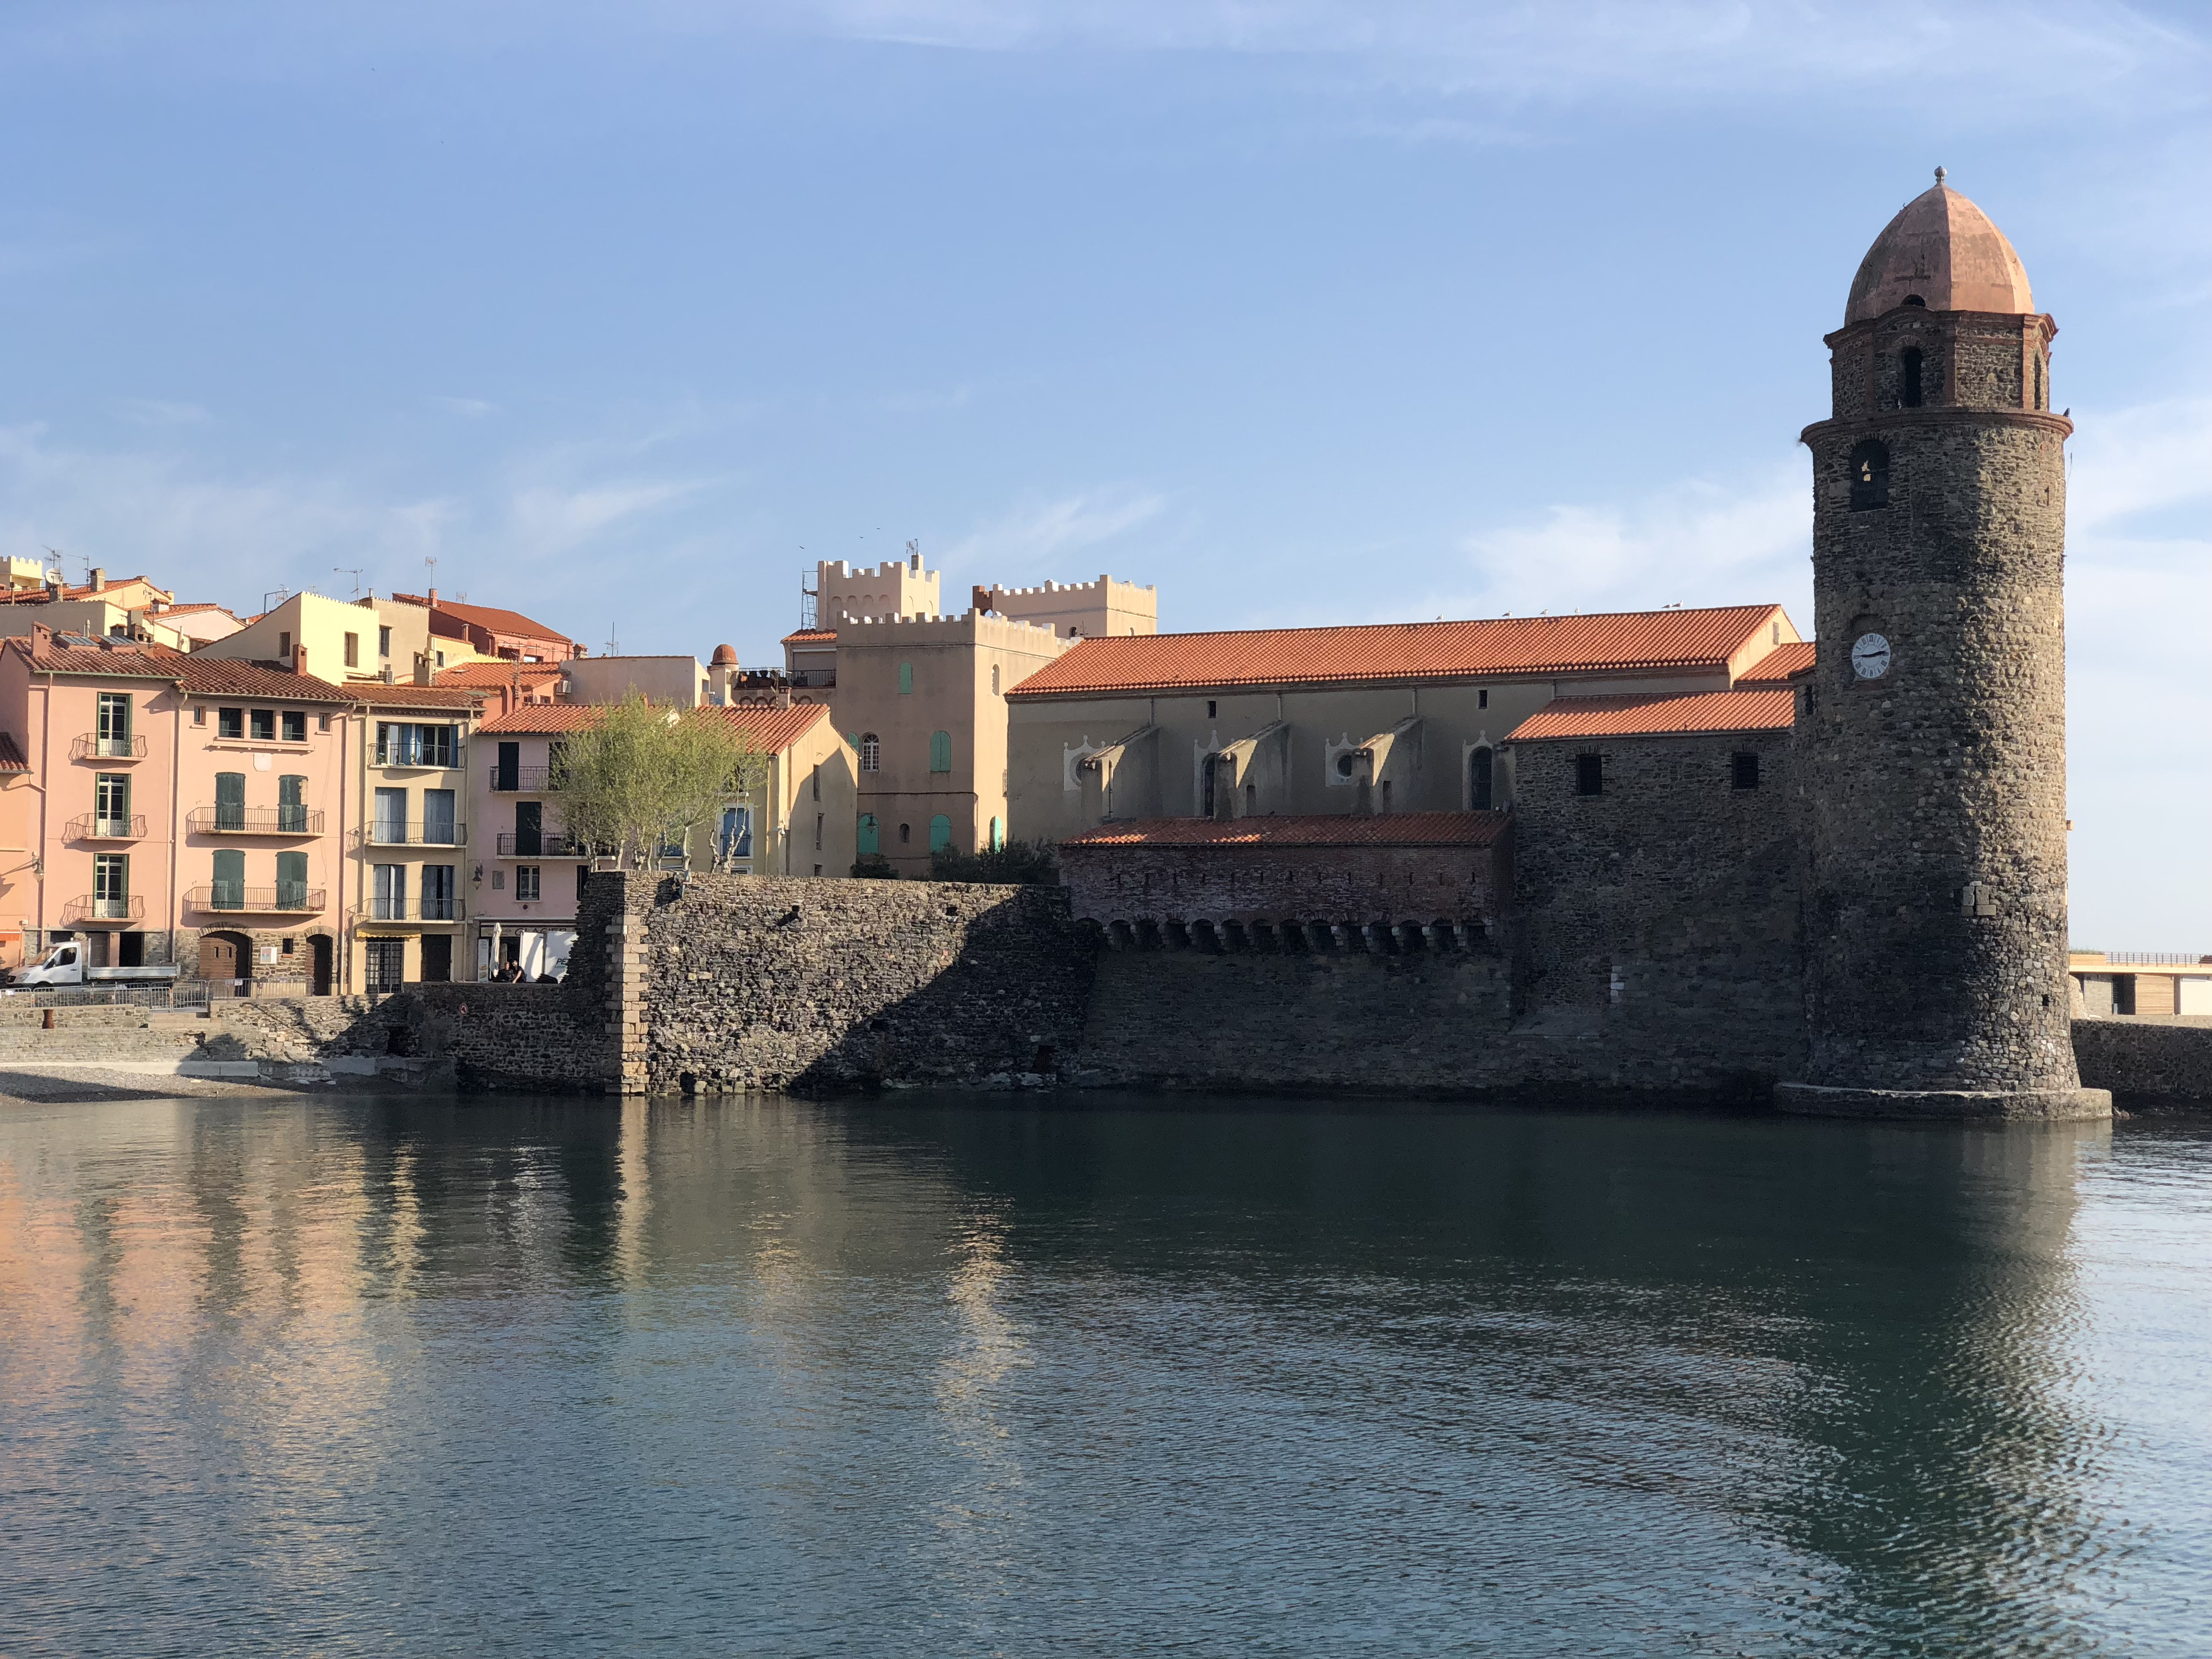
[198,932,238,987]
[310,935,332,995]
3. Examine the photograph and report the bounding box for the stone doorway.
[199,931,251,995]
[309,935,333,995]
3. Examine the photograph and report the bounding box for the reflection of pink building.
[0,627,357,992]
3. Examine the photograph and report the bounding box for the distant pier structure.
[1782,171,2109,1120]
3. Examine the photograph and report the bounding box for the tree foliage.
[551,695,766,870]
[927,837,1060,885]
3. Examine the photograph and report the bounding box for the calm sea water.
[2,1093,2208,1658]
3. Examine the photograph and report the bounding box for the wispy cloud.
[431,395,498,419]
[940,485,1168,584]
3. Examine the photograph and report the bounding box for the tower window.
[1206,700,1217,719]
[1902,294,1926,308]
[859,733,880,772]
[1848,440,1890,511]
[1470,745,1494,811]
[2034,356,2044,410]
[1901,347,1923,408]
[1575,754,1604,796]
[1732,752,1760,790]
[1478,688,1489,709]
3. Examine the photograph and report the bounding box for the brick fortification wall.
[633,873,1097,1094]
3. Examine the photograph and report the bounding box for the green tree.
[927,837,1060,885]
[551,695,766,870]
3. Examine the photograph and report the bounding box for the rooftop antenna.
[333,566,364,599]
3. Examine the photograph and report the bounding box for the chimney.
[293,643,308,676]
[414,653,432,687]
[90,568,106,593]
[427,587,439,606]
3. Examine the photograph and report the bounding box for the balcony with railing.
[355,821,468,848]
[494,831,587,858]
[71,733,148,761]
[364,896,462,922]
[487,764,557,792]
[64,814,148,842]
[184,884,326,915]
[186,806,327,836]
[62,894,144,923]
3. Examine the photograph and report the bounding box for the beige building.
[349,683,484,992]
[973,573,1157,640]
[825,612,1069,874]
[195,590,495,684]
[815,552,940,625]
[1005,604,1804,843]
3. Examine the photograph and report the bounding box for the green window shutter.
[215,771,246,831]
[276,851,308,910]
[211,848,244,908]
[989,816,1004,851]
[928,813,952,853]
[857,815,879,856]
[279,775,306,832]
[898,662,912,695]
[929,731,951,773]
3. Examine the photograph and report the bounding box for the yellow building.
[195,591,498,685]
[347,682,484,992]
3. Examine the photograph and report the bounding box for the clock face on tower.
[1851,633,1892,680]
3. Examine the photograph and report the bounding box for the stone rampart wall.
[634,873,1097,1094]
[2070,1018,2212,1107]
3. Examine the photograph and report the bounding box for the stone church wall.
[1505,727,1807,1087]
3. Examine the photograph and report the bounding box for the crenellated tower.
[1780,170,2109,1120]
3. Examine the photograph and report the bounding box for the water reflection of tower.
[1762,1121,2116,1646]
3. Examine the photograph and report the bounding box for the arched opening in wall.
[857,814,879,856]
[1470,746,1494,811]
[990,665,1000,695]
[859,733,880,773]
[2034,356,2044,410]
[929,815,953,853]
[1901,347,1923,408]
[899,821,911,845]
[1848,440,1890,511]
[1201,754,1219,818]
[309,934,333,995]
[199,929,252,994]
[1902,294,1926,307]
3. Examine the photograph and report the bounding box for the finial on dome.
[1934,166,1947,186]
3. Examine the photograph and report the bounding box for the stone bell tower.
[1780,170,2108,1120]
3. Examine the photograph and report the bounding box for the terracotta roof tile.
[1504,688,1797,742]
[1738,641,1817,686]
[475,704,609,734]
[711,702,831,753]
[17,639,187,677]
[1062,811,1510,849]
[435,661,567,687]
[391,592,576,646]
[173,659,356,701]
[782,629,838,645]
[349,682,484,709]
[1007,606,1791,699]
[0,733,25,773]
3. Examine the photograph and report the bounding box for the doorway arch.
[199,930,252,995]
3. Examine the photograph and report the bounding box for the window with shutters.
[95,775,130,836]
[898,662,912,695]
[218,707,243,739]
[97,693,132,753]
[212,848,246,909]
[251,709,275,741]
[93,854,128,917]
[282,711,307,743]
[275,851,308,910]
[929,731,952,773]
[857,815,880,855]
[215,772,246,832]
[928,814,953,853]
[278,775,307,832]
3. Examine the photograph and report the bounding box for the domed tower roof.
[709,643,738,666]
[1845,169,2034,324]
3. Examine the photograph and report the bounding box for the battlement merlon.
[970,573,1159,639]
[830,610,1073,653]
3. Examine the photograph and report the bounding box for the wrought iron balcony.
[71,733,147,761]
[185,884,326,915]
[62,894,144,923]
[187,806,326,836]
[494,831,587,858]
[487,765,557,792]
[356,821,467,847]
[64,814,147,842]
[364,896,461,922]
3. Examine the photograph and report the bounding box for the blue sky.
[2,1,2206,941]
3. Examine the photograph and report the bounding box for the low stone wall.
[2072,1018,2212,1107]
[635,873,1097,1094]
[0,1004,203,1063]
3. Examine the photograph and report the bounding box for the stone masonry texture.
[1799,305,2081,1097]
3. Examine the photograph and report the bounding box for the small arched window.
[899,821,911,844]
[1902,294,1926,308]
[928,731,952,773]
[1201,754,1219,817]
[928,814,953,853]
[2033,356,2044,410]
[1901,347,1923,408]
[859,733,881,772]
[990,664,1000,695]
[1470,745,1494,811]
[1848,440,1890,511]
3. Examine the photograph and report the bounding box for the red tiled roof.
[15,637,188,677]
[0,733,26,773]
[1007,606,1790,699]
[1505,688,1797,742]
[435,661,566,687]
[390,592,576,646]
[349,682,483,709]
[1738,641,1817,686]
[476,704,609,734]
[1062,811,1510,850]
[782,629,837,645]
[173,659,356,701]
[711,702,831,753]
